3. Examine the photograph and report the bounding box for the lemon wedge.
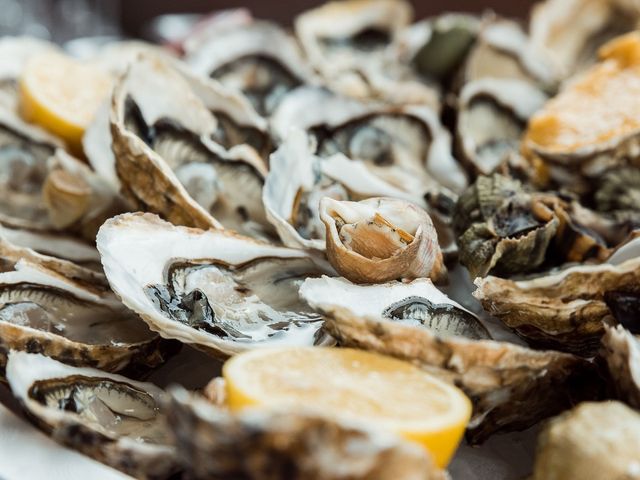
[223,347,472,468]
[19,52,112,153]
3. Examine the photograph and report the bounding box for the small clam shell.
[320,197,446,284]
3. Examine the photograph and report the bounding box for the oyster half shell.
[300,276,593,443]
[166,386,443,480]
[601,325,640,408]
[320,197,446,284]
[110,56,271,238]
[532,401,640,480]
[6,351,178,479]
[0,239,166,375]
[98,213,333,358]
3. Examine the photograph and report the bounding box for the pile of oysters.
[2,0,640,478]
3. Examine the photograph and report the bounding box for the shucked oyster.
[456,78,548,175]
[532,401,640,480]
[185,19,314,116]
[602,325,640,408]
[523,33,640,192]
[263,128,437,251]
[320,197,446,284]
[167,386,442,480]
[530,0,640,76]
[110,56,272,238]
[300,276,594,443]
[98,213,333,358]
[6,351,178,479]
[271,86,467,195]
[474,252,640,355]
[0,238,165,374]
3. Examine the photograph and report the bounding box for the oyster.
[530,0,640,75]
[98,213,333,358]
[523,33,640,192]
[0,239,166,374]
[110,56,272,238]
[263,128,439,251]
[594,166,640,228]
[166,386,443,480]
[602,325,640,408]
[6,351,178,479]
[453,174,611,278]
[456,78,548,175]
[300,276,594,443]
[532,401,640,480]
[461,17,558,92]
[473,252,640,355]
[271,86,467,195]
[320,197,446,284]
[185,19,314,116]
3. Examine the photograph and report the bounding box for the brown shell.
[319,309,596,444]
[473,257,640,355]
[166,387,444,480]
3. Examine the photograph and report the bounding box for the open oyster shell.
[166,386,443,480]
[532,401,640,480]
[523,33,640,192]
[271,86,467,195]
[185,19,315,116]
[98,213,334,358]
[461,17,558,92]
[474,253,640,355]
[530,0,640,76]
[0,239,166,374]
[300,276,594,443]
[320,197,446,284]
[456,78,548,175]
[6,351,178,479]
[601,325,640,408]
[110,56,272,238]
[263,128,442,251]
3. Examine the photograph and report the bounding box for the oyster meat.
[0,239,166,374]
[185,19,314,116]
[6,351,178,479]
[98,213,333,357]
[320,196,446,284]
[300,276,594,443]
[532,401,640,480]
[110,56,272,238]
[166,386,443,480]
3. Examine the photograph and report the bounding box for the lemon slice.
[19,52,112,153]
[223,347,472,468]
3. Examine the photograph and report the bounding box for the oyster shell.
[110,56,272,238]
[473,253,640,355]
[271,86,467,195]
[0,239,166,374]
[523,33,640,192]
[300,276,594,443]
[461,17,558,92]
[456,78,548,175]
[6,351,178,479]
[530,0,640,75]
[263,128,440,251]
[185,19,314,116]
[166,386,443,480]
[453,174,611,278]
[98,213,333,358]
[320,197,446,283]
[532,401,640,480]
[601,325,640,408]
